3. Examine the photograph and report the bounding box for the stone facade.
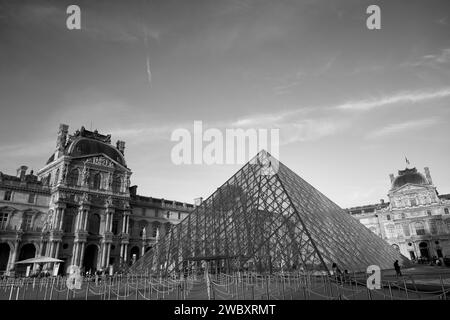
[0,124,194,276]
[348,166,450,262]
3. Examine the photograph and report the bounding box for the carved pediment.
[85,156,115,168]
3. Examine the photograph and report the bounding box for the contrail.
[141,0,152,87]
[146,54,152,86]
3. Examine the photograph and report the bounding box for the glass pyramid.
[130,151,408,275]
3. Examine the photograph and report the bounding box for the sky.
[0,0,450,208]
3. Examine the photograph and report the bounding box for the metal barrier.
[0,271,449,300]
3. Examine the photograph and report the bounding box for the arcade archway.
[0,243,10,272]
[83,244,99,273]
[419,242,429,259]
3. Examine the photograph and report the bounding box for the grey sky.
[1,0,449,208]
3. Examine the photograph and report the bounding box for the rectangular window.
[112,220,119,235]
[23,215,33,231]
[410,199,417,206]
[3,190,12,201]
[63,215,73,233]
[28,193,36,204]
[402,224,410,237]
[0,213,8,229]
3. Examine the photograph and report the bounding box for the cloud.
[403,48,450,68]
[0,140,54,159]
[366,118,439,139]
[230,107,347,145]
[336,88,450,111]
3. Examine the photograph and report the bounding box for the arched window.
[414,222,426,236]
[67,169,79,186]
[392,244,400,251]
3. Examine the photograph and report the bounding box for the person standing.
[394,260,402,277]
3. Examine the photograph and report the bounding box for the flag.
[405,157,410,165]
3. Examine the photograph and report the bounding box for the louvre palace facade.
[0,124,194,275]
[348,167,450,262]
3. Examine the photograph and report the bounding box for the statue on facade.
[81,163,90,186]
[105,196,114,208]
[78,192,89,205]
[107,173,113,190]
[61,163,68,183]
[42,210,54,232]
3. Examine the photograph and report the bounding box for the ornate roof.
[45,126,127,167]
[68,138,126,166]
[392,167,428,189]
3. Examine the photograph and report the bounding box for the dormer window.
[386,214,391,221]
[444,208,449,215]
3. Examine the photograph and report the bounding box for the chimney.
[116,140,125,155]
[380,199,385,205]
[17,166,28,181]
[424,167,433,184]
[389,174,395,184]
[56,124,69,151]
[194,197,203,206]
[129,185,137,197]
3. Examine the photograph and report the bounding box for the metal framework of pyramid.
[130,151,407,275]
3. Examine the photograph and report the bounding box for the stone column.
[100,243,106,268]
[124,244,128,262]
[54,242,60,259]
[106,244,111,267]
[83,210,88,231]
[125,215,130,234]
[122,215,127,233]
[7,241,20,274]
[78,243,85,267]
[119,244,124,263]
[58,207,65,231]
[71,242,80,266]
